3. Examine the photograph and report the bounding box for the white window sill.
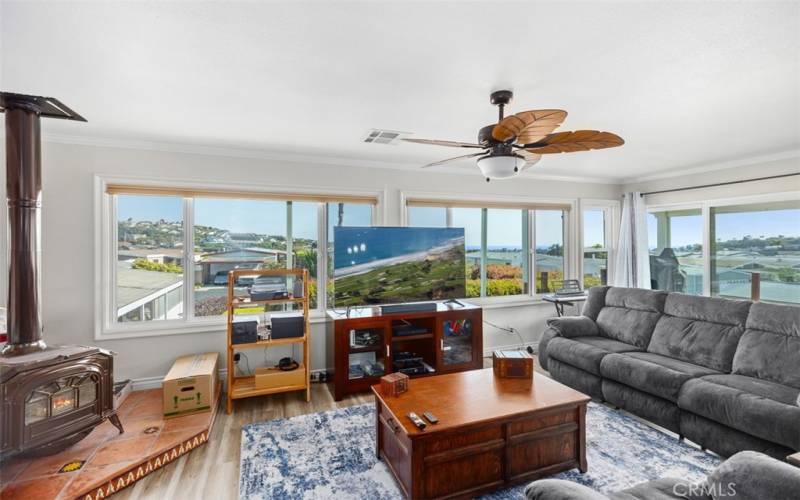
[97,311,331,341]
[464,295,548,309]
[96,299,551,341]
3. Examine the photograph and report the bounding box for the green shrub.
[131,258,182,274]
[466,280,480,297]
[487,279,523,296]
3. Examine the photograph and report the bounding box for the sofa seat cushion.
[600,352,720,402]
[678,374,800,449]
[613,478,709,500]
[547,336,642,376]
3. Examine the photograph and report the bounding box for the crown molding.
[40,132,620,185]
[621,149,800,185]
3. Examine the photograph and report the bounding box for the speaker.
[232,317,258,344]
[380,302,437,315]
[271,312,304,339]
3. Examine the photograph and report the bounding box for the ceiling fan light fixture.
[476,154,526,179]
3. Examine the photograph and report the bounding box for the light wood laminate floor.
[113,357,520,499]
[111,382,371,500]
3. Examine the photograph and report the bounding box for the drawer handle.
[387,416,400,433]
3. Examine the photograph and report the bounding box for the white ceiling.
[2,1,799,182]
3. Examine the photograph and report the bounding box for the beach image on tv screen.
[333,226,466,306]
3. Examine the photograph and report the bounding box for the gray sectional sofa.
[525,451,800,500]
[538,286,800,459]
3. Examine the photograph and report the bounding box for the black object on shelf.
[232,318,258,344]
[381,302,437,315]
[271,312,304,339]
[392,322,429,337]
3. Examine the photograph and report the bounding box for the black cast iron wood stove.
[0,93,123,459]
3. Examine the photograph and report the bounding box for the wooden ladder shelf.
[225,268,311,414]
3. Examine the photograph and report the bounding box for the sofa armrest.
[525,479,609,500]
[705,451,800,500]
[538,317,599,371]
[546,316,599,338]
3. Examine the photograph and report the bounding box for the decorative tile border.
[76,430,210,500]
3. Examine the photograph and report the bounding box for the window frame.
[95,174,383,340]
[645,190,799,299]
[401,190,580,305]
[579,199,620,289]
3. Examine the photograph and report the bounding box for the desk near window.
[542,293,588,317]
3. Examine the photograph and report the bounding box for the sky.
[119,196,568,248]
[647,209,800,249]
[410,207,566,248]
[117,196,799,251]
[118,195,320,239]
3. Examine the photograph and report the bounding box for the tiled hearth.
[0,386,219,499]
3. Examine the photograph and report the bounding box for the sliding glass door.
[647,208,704,295]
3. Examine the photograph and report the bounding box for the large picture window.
[101,182,378,337]
[116,195,184,323]
[711,200,799,304]
[535,210,564,293]
[646,194,799,305]
[193,198,287,317]
[582,208,609,288]
[407,202,570,298]
[326,202,375,306]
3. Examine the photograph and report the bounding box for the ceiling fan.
[403,90,624,181]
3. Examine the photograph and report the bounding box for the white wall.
[624,155,800,205]
[14,140,620,384]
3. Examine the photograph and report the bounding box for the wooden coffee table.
[372,368,591,499]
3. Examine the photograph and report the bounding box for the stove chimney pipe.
[0,93,85,356]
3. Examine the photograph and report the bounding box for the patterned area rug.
[239,402,721,499]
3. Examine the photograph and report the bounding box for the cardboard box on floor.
[163,352,219,418]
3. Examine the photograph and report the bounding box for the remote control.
[407,412,426,430]
[423,411,439,424]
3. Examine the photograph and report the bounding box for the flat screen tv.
[333,226,466,306]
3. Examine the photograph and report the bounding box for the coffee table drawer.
[507,406,579,436]
[424,446,504,498]
[507,430,579,479]
[424,426,503,454]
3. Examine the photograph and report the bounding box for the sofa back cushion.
[595,287,667,348]
[647,294,750,372]
[732,302,800,388]
[581,286,610,321]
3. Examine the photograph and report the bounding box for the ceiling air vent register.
[362,129,409,145]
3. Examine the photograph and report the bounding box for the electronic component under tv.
[333,226,466,307]
[392,321,429,337]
